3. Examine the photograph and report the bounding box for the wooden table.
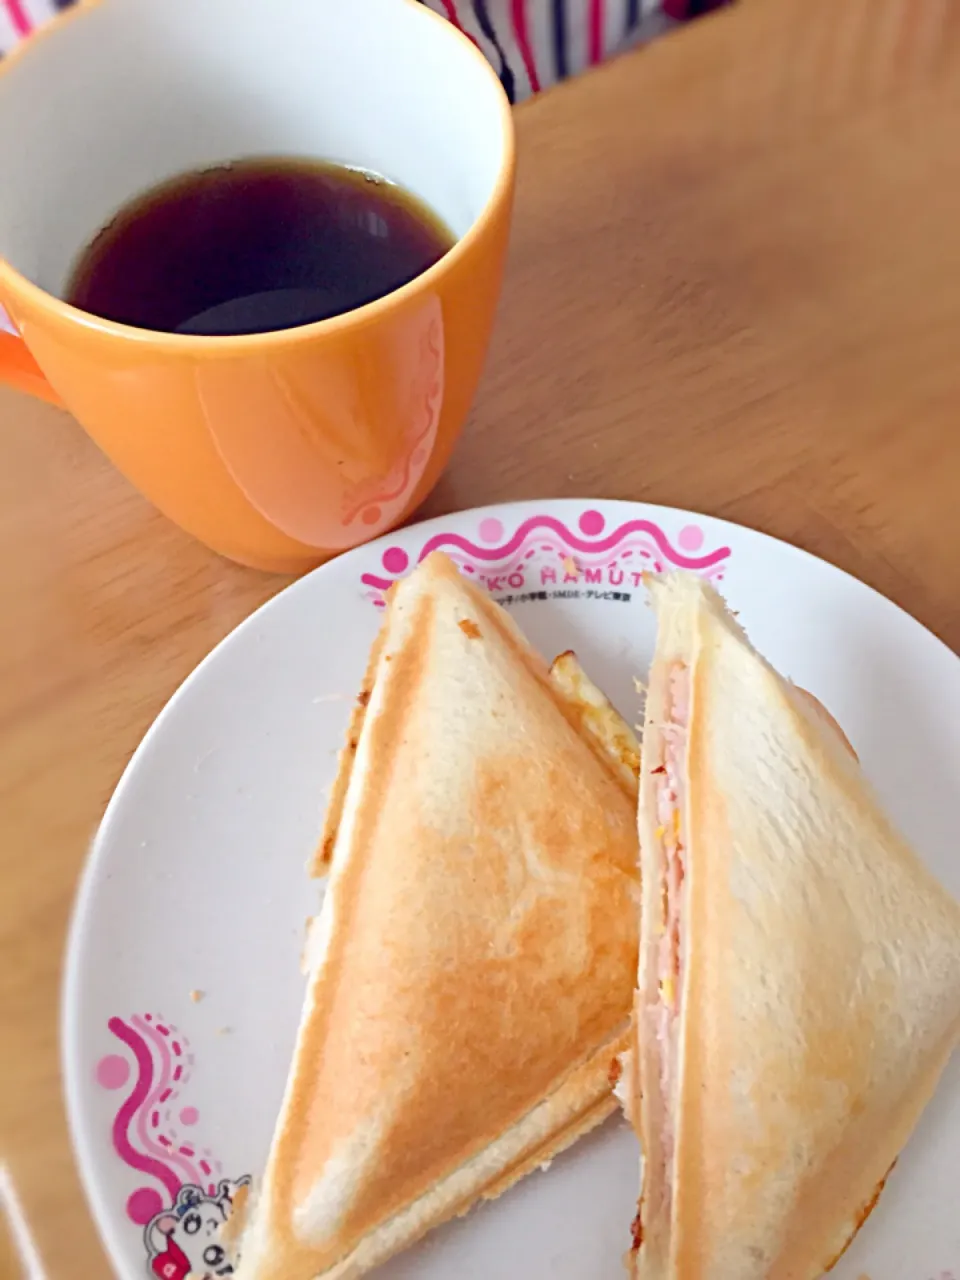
[2,0,959,1271]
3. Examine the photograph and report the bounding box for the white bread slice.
[237,551,641,1280]
[630,572,960,1280]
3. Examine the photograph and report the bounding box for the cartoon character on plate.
[145,1177,250,1279]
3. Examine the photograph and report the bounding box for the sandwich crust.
[239,552,641,1279]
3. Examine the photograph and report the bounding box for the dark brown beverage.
[66,158,455,336]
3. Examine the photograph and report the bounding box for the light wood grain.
[2,0,959,1272]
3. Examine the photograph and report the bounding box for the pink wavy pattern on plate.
[361,513,730,594]
[438,533,697,583]
[131,1016,207,1188]
[420,515,729,568]
[105,1013,226,1213]
[107,1018,181,1202]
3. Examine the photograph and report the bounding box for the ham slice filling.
[645,661,689,1222]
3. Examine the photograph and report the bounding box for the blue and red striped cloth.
[0,0,728,94]
[420,0,726,99]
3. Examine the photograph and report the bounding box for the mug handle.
[0,306,62,405]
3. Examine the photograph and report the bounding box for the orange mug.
[0,0,514,572]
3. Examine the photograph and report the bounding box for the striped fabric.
[0,0,65,55]
[422,0,672,99]
[2,0,728,80]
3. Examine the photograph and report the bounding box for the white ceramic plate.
[63,499,960,1280]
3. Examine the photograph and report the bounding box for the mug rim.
[0,0,515,354]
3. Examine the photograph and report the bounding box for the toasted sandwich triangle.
[239,551,641,1280]
[632,573,960,1280]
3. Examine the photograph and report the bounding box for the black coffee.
[66,158,455,336]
